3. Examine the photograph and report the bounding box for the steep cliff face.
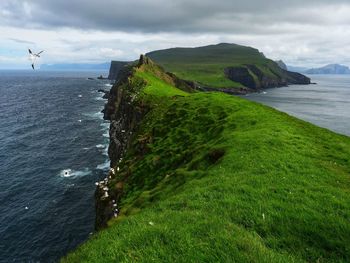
[108,61,131,80]
[96,62,146,229]
[96,56,193,229]
[224,64,310,90]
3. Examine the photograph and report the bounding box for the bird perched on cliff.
[28,49,44,70]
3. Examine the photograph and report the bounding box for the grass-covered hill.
[147,43,310,91]
[62,57,350,262]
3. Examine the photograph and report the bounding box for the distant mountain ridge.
[285,63,350,74]
[40,63,110,71]
[305,64,350,74]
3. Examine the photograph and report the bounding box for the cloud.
[1,0,350,68]
[1,0,350,33]
[8,38,35,45]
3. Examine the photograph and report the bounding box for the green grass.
[147,43,286,88]
[62,62,350,262]
[135,70,188,97]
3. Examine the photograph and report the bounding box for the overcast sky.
[1,0,350,69]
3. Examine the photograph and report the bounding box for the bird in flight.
[28,49,44,70]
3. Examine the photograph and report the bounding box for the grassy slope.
[63,64,350,262]
[147,43,286,88]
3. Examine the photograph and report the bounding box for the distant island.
[144,43,310,94]
[283,62,350,74]
[305,64,350,74]
[40,62,111,71]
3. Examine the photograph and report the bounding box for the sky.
[1,0,350,69]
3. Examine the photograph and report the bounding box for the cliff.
[224,64,310,90]
[107,61,131,80]
[96,56,193,229]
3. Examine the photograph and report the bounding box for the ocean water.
[0,70,112,262]
[244,75,350,136]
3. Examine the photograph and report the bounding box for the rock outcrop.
[275,60,288,70]
[108,61,131,80]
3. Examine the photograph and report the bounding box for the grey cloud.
[1,0,350,33]
[8,38,35,45]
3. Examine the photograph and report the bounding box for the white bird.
[28,49,44,70]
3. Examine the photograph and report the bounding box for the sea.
[0,73,349,263]
[0,70,112,262]
[244,75,350,137]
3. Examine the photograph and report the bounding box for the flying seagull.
[28,49,44,70]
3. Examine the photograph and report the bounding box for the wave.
[83,111,104,120]
[104,83,113,88]
[95,96,106,101]
[100,122,109,129]
[103,131,109,138]
[96,144,105,149]
[96,160,110,170]
[59,168,92,178]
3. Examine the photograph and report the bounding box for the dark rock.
[282,69,311,84]
[224,67,256,89]
[97,89,110,99]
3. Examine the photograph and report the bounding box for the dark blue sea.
[244,75,350,136]
[0,70,112,262]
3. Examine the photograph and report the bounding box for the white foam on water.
[78,94,82,98]
[104,83,113,87]
[103,131,109,138]
[95,96,106,101]
[59,168,92,178]
[83,111,104,120]
[96,160,110,170]
[103,147,108,156]
[96,143,109,156]
[100,122,109,129]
